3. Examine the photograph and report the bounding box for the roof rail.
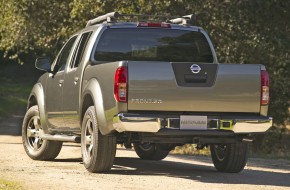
[169,14,196,25]
[86,12,120,27]
[86,12,196,27]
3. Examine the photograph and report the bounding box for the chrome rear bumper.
[113,113,272,134]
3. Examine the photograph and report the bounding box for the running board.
[41,134,81,143]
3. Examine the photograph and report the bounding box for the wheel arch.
[81,94,94,126]
[27,95,37,109]
[27,83,49,133]
[81,78,113,135]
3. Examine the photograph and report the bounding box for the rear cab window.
[70,32,93,69]
[93,28,213,63]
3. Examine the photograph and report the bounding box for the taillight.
[114,67,128,102]
[137,22,171,28]
[261,70,270,105]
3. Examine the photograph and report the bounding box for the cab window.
[71,32,92,68]
[54,36,77,72]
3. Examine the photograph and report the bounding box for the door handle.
[59,79,64,87]
[74,77,79,82]
[74,77,79,85]
[184,74,207,83]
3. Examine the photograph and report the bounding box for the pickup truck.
[22,12,272,173]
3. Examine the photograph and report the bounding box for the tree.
[0,0,289,125]
[0,0,72,60]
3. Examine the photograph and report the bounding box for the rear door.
[62,31,92,130]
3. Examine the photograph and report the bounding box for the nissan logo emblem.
[190,64,201,74]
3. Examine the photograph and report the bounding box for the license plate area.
[180,115,207,130]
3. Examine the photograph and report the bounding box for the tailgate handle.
[184,74,207,83]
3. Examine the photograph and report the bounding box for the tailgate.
[128,61,261,113]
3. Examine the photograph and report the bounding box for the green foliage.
[0,62,38,119]
[0,0,289,125]
[0,0,73,60]
[0,77,30,117]
[251,126,290,158]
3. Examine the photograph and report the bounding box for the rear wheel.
[22,105,62,160]
[133,142,170,160]
[81,106,116,173]
[210,143,248,173]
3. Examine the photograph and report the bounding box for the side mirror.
[35,57,52,72]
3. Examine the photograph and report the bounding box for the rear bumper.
[113,113,272,134]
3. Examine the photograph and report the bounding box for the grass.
[0,77,34,118]
[171,144,210,156]
[0,77,32,112]
[0,179,23,190]
[171,144,290,160]
[0,63,39,119]
[248,151,290,161]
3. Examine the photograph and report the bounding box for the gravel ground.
[0,112,289,190]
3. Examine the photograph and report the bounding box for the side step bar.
[41,134,81,143]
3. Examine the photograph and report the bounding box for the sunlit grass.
[171,144,210,156]
[0,179,23,190]
[0,75,34,118]
[170,140,290,160]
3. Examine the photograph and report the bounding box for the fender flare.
[81,78,111,135]
[28,83,49,133]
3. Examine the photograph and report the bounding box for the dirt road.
[0,112,290,190]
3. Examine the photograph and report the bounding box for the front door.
[46,36,77,130]
[46,71,65,128]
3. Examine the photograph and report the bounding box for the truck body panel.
[127,61,261,113]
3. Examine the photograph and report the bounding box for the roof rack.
[169,14,196,25]
[86,12,120,27]
[86,12,196,27]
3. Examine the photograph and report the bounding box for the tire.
[81,106,116,173]
[210,143,248,173]
[133,143,170,160]
[22,105,63,161]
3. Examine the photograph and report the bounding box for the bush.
[250,126,290,158]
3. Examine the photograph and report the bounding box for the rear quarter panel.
[81,61,127,134]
